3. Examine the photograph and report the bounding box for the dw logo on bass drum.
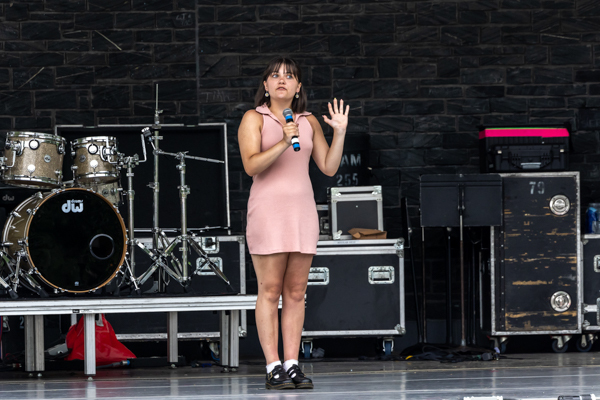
[62,200,84,213]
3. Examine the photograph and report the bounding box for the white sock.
[266,360,282,374]
[283,359,298,374]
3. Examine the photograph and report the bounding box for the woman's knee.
[258,281,283,303]
[282,284,307,303]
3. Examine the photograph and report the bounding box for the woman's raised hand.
[322,98,349,132]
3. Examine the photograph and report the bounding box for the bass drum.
[2,188,127,293]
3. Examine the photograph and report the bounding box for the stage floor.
[1,353,600,399]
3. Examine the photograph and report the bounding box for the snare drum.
[2,188,127,293]
[71,136,120,184]
[2,131,66,188]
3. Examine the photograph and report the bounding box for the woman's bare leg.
[252,252,289,365]
[280,252,313,362]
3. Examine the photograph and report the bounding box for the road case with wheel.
[580,234,600,351]
[301,238,405,356]
[482,172,581,351]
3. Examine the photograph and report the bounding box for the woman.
[238,57,349,390]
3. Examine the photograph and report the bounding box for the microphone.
[282,108,300,152]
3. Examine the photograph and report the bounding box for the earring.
[265,92,269,97]
[295,92,299,99]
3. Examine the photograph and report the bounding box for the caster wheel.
[576,337,593,352]
[303,342,312,359]
[499,341,507,354]
[384,341,393,356]
[551,339,568,353]
[490,339,507,354]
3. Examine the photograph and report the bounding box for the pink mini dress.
[245,104,319,255]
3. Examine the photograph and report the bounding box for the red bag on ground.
[66,314,136,366]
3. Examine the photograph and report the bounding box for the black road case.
[302,238,405,355]
[484,172,581,337]
[582,234,600,333]
[56,123,231,233]
[479,126,569,173]
[106,235,247,341]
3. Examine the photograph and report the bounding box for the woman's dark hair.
[254,56,307,113]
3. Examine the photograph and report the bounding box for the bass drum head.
[27,188,126,293]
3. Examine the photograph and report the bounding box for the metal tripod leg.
[135,240,184,285]
[4,252,46,297]
[187,237,231,287]
[0,275,17,298]
[122,258,141,293]
[11,252,22,292]
[158,233,185,276]
[152,230,185,277]
[0,252,18,298]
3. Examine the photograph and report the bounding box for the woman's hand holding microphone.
[282,109,301,151]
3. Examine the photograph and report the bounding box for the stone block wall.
[0,1,598,239]
[1,2,599,315]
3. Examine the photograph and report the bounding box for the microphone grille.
[282,108,293,118]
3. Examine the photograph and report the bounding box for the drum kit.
[0,86,231,299]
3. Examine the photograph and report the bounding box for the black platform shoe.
[287,364,314,389]
[265,365,295,390]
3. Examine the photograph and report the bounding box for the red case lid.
[479,127,569,139]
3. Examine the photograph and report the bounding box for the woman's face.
[263,64,301,102]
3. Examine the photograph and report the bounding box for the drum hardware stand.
[146,84,166,293]
[135,149,231,289]
[133,238,185,286]
[0,253,18,299]
[124,84,231,291]
[0,251,47,298]
[117,133,148,295]
[0,191,49,298]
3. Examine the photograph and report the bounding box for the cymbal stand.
[150,84,165,291]
[135,83,188,290]
[117,133,148,294]
[134,149,231,288]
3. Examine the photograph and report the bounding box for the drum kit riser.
[0,85,231,299]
